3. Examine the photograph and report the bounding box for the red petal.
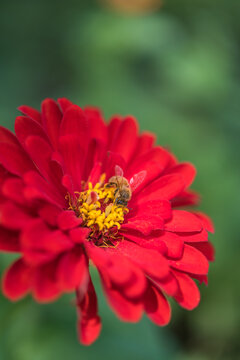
[82,138,105,181]
[102,151,126,180]
[172,189,200,207]
[86,162,102,186]
[86,244,133,286]
[57,210,82,230]
[41,98,62,148]
[2,258,31,300]
[165,163,196,188]
[107,116,122,149]
[144,283,171,326]
[84,107,107,144]
[2,178,27,206]
[134,132,156,157]
[120,267,146,299]
[172,270,200,310]
[126,147,172,193]
[153,272,179,297]
[0,142,35,176]
[87,244,146,299]
[191,242,215,261]
[25,135,54,182]
[192,274,208,285]
[127,200,172,221]
[110,116,138,163]
[32,260,62,302]
[0,201,34,230]
[70,227,91,244]
[169,244,209,275]
[77,279,102,346]
[0,227,20,252]
[138,174,185,203]
[124,232,167,255]
[59,134,85,190]
[18,105,42,123]
[60,105,89,149]
[0,126,19,146]
[21,219,73,265]
[24,170,65,208]
[57,98,73,113]
[165,210,202,232]
[159,232,184,259]
[57,247,88,292]
[38,203,61,227]
[15,116,49,147]
[194,212,215,233]
[26,137,66,196]
[117,241,169,280]
[100,271,143,322]
[178,229,209,243]
[122,215,164,235]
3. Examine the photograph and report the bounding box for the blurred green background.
[0,0,239,359]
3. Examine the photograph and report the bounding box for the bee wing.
[115,165,124,177]
[129,170,147,191]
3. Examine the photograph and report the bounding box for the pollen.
[67,174,129,247]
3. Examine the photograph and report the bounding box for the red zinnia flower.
[0,98,214,345]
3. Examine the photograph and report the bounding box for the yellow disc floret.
[67,175,129,239]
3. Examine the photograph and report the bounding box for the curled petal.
[86,244,146,299]
[76,279,102,346]
[100,271,143,322]
[144,283,171,326]
[194,212,215,233]
[172,270,200,310]
[2,258,31,300]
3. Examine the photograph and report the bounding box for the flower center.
[67,174,129,247]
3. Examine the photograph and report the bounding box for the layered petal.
[144,283,171,326]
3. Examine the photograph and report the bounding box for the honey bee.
[107,165,146,207]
